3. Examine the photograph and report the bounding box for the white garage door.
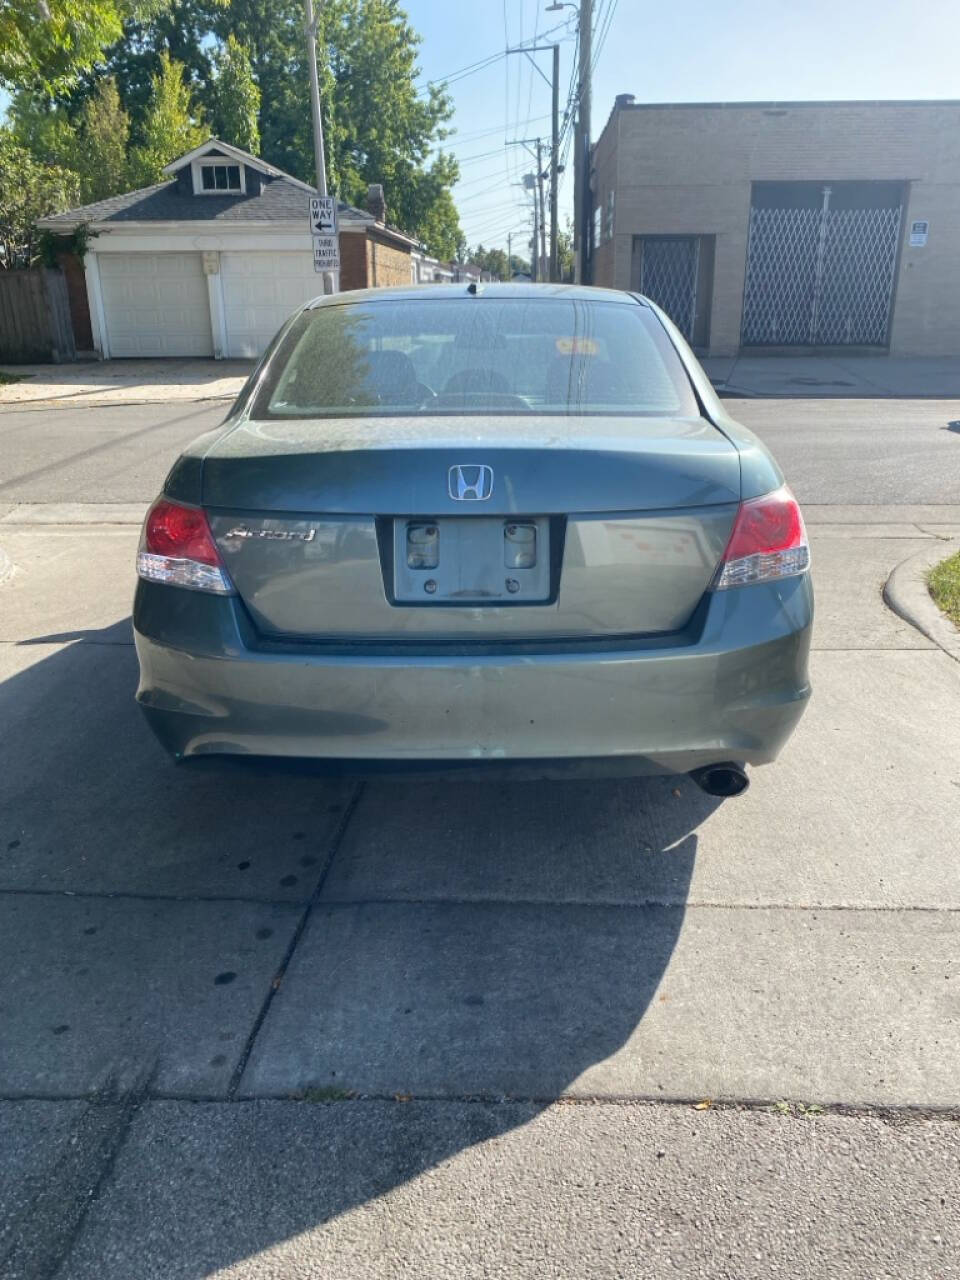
[221,251,320,357]
[99,253,213,358]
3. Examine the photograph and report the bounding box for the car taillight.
[714,486,810,590]
[137,498,233,594]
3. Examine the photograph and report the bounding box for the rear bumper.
[133,575,813,773]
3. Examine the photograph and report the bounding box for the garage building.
[589,99,960,357]
[39,139,417,360]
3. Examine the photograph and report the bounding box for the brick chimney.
[366,183,387,223]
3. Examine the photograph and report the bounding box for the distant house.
[37,138,417,359]
[410,253,496,285]
[410,252,454,284]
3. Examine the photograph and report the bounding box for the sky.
[405,0,960,256]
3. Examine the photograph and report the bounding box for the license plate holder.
[392,516,550,604]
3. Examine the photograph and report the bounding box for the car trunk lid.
[203,413,740,641]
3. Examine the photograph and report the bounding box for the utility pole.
[577,0,592,283]
[536,139,548,281]
[304,0,336,294]
[506,42,561,281]
[550,42,560,282]
[531,188,539,281]
[507,231,512,280]
[508,137,547,281]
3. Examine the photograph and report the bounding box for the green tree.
[470,245,530,280]
[210,0,309,178]
[5,92,76,171]
[324,0,460,248]
[0,0,170,95]
[21,0,462,248]
[129,51,206,185]
[557,223,574,282]
[397,154,463,260]
[76,79,133,202]
[218,0,461,246]
[9,78,133,205]
[0,131,80,267]
[206,36,260,153]
[470,245,508,279]
[64,0,224,140]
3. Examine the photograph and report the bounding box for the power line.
[458,192,529,213]
[502,0,514,209]
[468,194,533,225]
[466,206,534,236]
[446,113,551,147]
[525,0,540,129]
[443,146,510,166]
[415,49,504,92]
[592,0,619,73]
[466,225,534,251]
[417,18,574,93]
[453,165,519,192]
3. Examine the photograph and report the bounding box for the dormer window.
[193,159,245,194]
[202,163,240,191]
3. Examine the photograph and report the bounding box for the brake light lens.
[137,498,233,594]
[714,486,810,590]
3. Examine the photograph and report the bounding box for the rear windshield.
[252,297,699,419]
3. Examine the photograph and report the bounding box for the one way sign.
[309,196,337,236]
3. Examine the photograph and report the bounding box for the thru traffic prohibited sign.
[309,196,337,235]
[313,235,340,272]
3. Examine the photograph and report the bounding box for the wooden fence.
[0,268,76,363]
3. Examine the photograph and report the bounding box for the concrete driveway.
[0,359,253,408]
[1,397,959,1278]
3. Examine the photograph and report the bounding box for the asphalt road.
[0,400,227,507]
[1,394,959,1279]
[0,395,959,507]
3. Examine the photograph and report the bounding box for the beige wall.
[592,101,960,356]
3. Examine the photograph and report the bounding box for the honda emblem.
[448,464,494,501]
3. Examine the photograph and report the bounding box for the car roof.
[305,283,646,309]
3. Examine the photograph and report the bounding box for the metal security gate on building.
[633,236,715,348]
[741,182,904,347]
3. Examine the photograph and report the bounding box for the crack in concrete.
[0,1081,148,1280]
[3,1092,959,1122]
[226,783,367,1098]
[4,886,960,914]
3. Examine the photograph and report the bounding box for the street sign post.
[309,197,339,274]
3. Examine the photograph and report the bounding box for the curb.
[716,388,960,400]
[883,541,960,660]
[0,392,237,413]
[0,503,148,527]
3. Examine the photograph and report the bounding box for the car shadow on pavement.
[0,621,717,1275]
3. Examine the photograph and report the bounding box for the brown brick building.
[590,99,960,356]
[339,225,417,291]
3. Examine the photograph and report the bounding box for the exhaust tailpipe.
[689,762,750,798]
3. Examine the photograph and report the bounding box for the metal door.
[638,237,700,340]
[742,184,902,346]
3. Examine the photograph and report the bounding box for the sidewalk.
[2,353,959,408]
[0,358,254,408]
[2,503,960,1277]
[703,353,960,398]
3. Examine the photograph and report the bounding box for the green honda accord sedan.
[133,284,812,796]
